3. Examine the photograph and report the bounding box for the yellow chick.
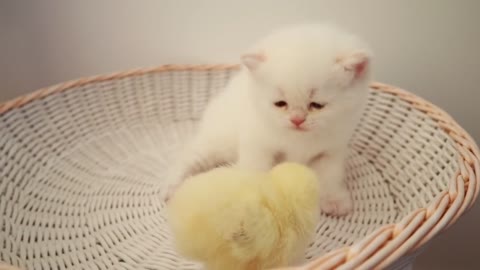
[167,162,320,270]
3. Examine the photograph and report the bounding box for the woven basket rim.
[0,64,478,270]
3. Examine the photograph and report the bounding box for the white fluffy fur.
[167,23,372,216]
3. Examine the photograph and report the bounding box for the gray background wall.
[1,1,479,269]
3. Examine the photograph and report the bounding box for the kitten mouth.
[291,126,308,132]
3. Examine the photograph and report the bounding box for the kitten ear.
[334,51,371,83]
[241,52,266,71]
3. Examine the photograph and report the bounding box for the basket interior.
[0,69,459,269]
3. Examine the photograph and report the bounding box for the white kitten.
[166,23,372,216]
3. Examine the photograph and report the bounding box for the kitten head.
[241,23,372,133]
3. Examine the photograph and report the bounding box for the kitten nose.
[290,117,306,127]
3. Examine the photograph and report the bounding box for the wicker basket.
[0,65,478,270]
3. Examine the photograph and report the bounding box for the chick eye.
[309,102,325,110]
[274,101,288,108]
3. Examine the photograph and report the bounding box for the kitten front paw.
[163,181,182,203]
[319,190,353,216]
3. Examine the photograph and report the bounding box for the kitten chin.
[169,23,371,216]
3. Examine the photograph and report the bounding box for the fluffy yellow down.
[167,162,320,270]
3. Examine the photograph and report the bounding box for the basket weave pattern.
[0,65,478,270]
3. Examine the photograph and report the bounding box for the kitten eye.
[274,101,288,108]
[309,102,325,110]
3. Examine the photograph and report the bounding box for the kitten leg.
[236,144,274,172]
[163,155,193,202]
[163,156,193,202]
[164,153,219,202]
[310,151,352,216]
[164,139,233,202]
